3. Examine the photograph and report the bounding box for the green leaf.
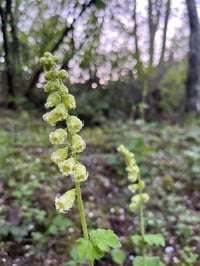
[111,250,126,265]
[76,238,103,261]
[90,229,121,252]
[131,234,165,247]
[131,234,142,246]
[133,256,164,266]
[143,234,165,247]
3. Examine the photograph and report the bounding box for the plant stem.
[75,181,94,266]
[138,174,146,266]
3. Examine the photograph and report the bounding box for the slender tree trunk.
[159,0,171,65]
[148,0,162,67]
[133,0,143,82]
[185,0,200,114]
[0,2,15,105]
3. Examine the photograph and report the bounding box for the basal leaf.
[111,250,126,265]
[131,234,165,247]
[76,238,103,261]
[90,229,121,252]
[143,234,165,247]
[133,256,164,266]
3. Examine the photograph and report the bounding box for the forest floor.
[0,110,200,266]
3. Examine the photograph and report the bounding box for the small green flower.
[45,92,61,109]
[71,134,86,153]
[72,162,88,182]
[63,94,76,109]
[43,103,68,125]
[44,70,58,81]
[128,184,138,193]
[49,128,67,145]
[58,157,76,176]
[55,188,76,213]
[127,173,138,183]
[40,52,59,71]
[44,81,60,93]
[67,115,83,133]
[51,147,68,164]
[131,193,149,206]
[128,180,145,193]
[58,84,69,96]
[141,193,149,203]
[58,69,68,78]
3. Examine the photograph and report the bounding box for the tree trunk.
[148,0,162,67]
[185,0,200,115]
[159,0,171,65]
[133,0,143,82]
[0,2,15,107]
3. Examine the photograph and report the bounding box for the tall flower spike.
[118,144,149,212]
[41,52,89,218]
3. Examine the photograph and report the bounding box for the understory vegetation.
[0,110,199,266]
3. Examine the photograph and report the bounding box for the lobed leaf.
[76,238,103,261]
[90,229,121,252]
[133,256,164,266]
[143,234,165,247]
[131,234,165,247]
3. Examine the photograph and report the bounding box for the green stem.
[138,174,146,266]
[75,181,94,266]
[68,132,93,266]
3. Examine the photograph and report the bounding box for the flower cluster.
[40,52,88,213]
[117,144,149,212]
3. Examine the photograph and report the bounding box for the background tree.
[185,0,200,115]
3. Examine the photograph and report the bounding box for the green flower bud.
[44,52,59,63]
[51,147,68,164]
[63,94,76,109]
[49,128,67,144]
[67,115,83,133]
[71,134,86,153]
[58,69,68,78]
[55,188,76,213]
[44,71,57,81]
[58,157,76,176]
[129,202,139,211]
[45,92,61,109]
[72,162,88,182]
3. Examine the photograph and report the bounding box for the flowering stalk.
[40,52,93,266]
[117,145,149,266]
